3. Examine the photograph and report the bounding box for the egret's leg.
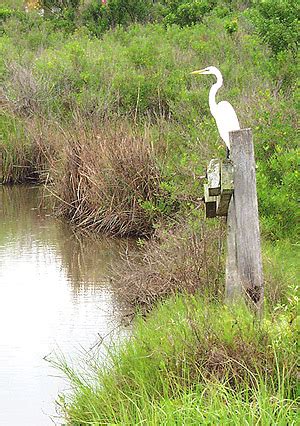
[226,147,230,159]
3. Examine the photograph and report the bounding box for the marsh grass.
[114,220,225,310]
[44,118,167,236]
[56,292,299,425]
[263,240,300,310]
[54,236,299,425]
[0,112,35,183]
[0,112,56,183]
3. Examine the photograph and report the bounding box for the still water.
[0,186,131,425]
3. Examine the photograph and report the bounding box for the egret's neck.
[209,71,223,116]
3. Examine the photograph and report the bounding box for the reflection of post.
[225,129,263,311]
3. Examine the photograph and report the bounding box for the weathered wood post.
[226,129,263,310]
[204,128,263,312]
[0,149,3,184]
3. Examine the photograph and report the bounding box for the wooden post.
[0,150,3,184]
[225,129,263,311]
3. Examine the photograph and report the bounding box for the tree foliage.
[248,0,299,56]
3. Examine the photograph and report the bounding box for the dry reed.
[114,220,225,311]
[45,119,164,237]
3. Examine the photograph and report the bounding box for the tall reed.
[46,119,165,236]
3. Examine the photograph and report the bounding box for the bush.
[0,8,14,22]
[252,94,299,239]
[257,149,299,239]
[0,8,28,35]
[247,0,299,56]
[41,0,80,12]
[163,0,216,26]
[81,0,153,36]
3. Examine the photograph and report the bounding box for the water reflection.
[0,186,132,425]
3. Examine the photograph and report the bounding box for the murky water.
[0,186,132,425]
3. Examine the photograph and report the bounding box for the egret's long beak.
[190,69,206,75]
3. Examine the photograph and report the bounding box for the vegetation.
[114,220,225,309]
[56,241,299,424]
[0,1,299,423]
[1,1,298,238]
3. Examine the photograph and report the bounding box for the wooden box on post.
[204,159,233,219]
[204,183,217,218]
[216,160,234,217]
[207,159,220,196]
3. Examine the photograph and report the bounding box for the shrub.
[224,17,238,34]
[81,0,153,36]
[38,0,79,33]
[252,94,299,239]
[0,8,28,35]
[247,0,299,56]
[257,149,299,239]
[0,8,14,22]
[163,0,216,26]
[41,0,80,12]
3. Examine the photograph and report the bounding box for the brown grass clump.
[2,62,41,117]
[47,119,165,237]
[0,112,52,184]
[192,336,273,386]
[1,112,173,236]
[115,221,225,311]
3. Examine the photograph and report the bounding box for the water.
[0,186,132,425]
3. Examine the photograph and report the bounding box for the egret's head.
[191,66,220,76]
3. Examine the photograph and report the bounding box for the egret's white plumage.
[191,66,240,149]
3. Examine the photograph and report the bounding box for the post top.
[229,128,252,135]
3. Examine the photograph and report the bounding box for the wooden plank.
[204,183,217,218]
[225,129,264,310]
[221,159,234,194]
[216,160,234,216]
[216,193,231,216]
[207,159,220,196]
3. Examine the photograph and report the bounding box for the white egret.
[191,66,240,153]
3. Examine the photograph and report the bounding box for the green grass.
[56,242,299,425]
[263,240,300,309]
[0,0,23,8]
[57,300,299,424]
[61,377,298,425]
